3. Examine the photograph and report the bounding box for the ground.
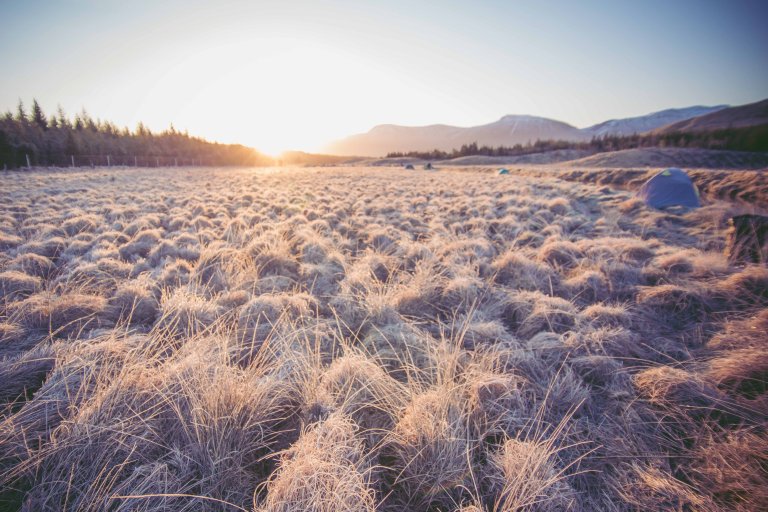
[0,166,766,511]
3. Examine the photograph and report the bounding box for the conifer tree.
[15,99,27,122]
[31,99,47,129]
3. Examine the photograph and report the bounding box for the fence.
[2,154,222,170]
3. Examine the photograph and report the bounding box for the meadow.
[0,165,766,511]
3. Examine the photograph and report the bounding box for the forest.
[0,99,273,168]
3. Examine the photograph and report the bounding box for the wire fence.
[2,154,226,170]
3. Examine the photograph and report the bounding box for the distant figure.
[725,214,768,265]
[423,162,433,170]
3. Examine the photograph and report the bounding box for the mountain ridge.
[324,103,740,157]
[653,99,768,133]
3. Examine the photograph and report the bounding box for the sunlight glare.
[132,38,396,155]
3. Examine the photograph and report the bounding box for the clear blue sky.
[1,0,766,153]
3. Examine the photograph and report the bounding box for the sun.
[137,39,387,156]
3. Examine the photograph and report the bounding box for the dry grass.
[0,165,765,511]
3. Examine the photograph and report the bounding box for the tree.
[16,99,27,122]
[31,99,47,129]
[80,108,97,131]
[65,129,79,155]
[57,105,70,129]
[0,129,14,168]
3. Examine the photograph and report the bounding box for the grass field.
[1,166,766,511]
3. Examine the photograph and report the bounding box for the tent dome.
[498,168,510,175]
[637,168,700,209]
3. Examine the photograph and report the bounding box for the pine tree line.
[0,99,273,169]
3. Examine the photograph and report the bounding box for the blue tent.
[637,168,700,209]
[498,168,510,175]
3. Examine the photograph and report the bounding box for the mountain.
[324,115,588,156]
[583,105,728,137]
[322,104,737,157]
[653,99,768,133]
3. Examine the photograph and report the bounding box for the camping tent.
[423,163,433,170]
[404,164,414,170]
[498,168,510,175]
[637,168,700,209]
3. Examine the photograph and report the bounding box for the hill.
[583,105,727,137]
[564,147,768,169]
[655,98,768,133]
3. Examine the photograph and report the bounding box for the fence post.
[107,155,111,167]
[134,156,138,167]
[174,157,178,167]
[71,155,75,168]
[156,157,159,167]
[26,154,31,169]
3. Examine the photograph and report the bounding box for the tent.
[423,163,433,170]
[637,168,700,209]
[498,168,510,175]
[404,164,414,170]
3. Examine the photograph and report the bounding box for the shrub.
[262,414,375,512]
[314,354,406,446]
[156,288,219,338]
[0,344,56,403]
[0,232,23,250]
[11,253,55,278]
[237,293,317,342]
[490,251,558,292]
[538,240,582,269]
[485,438,576,511]
[636,285,710,332]
[503,291,577,338]
[0,270,41,299]
[387,386,476,509]
[13,292,107,336]
[105,281,160,325]
[714,266,768,310]
[634,366,724,419]
[706,348,768,401]
[62,213,101,236]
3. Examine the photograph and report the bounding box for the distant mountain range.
[325,115,588,156]
[323,101,768,156]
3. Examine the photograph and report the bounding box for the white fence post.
[107,155,111,167]
[134,155,138,167]
[26,154,31,169]
[71,155,75,167]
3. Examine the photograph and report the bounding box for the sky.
[1,0,766,155]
